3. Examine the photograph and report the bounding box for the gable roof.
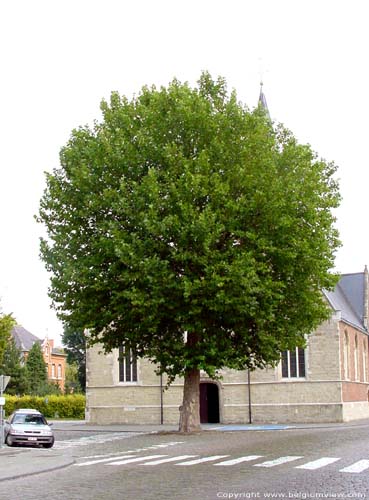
[324,271,368,332]
[11,325,42,352]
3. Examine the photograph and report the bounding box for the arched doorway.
[200,382,220,423]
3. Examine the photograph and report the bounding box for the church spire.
[258,81,271,121]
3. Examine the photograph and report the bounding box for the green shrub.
[4,394,85,419]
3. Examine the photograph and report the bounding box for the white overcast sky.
[0,0,368,344]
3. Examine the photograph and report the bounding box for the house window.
[51,364,56,378]
[363,339,368,383]
[343,331,349,380]
[281,348,305,378]
[57,364,62,379]
[354,335,359,381]
[119,346,138,382]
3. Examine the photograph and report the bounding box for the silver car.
[4,408,54,448]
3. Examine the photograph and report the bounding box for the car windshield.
[12,414,47,425]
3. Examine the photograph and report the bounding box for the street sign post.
[0,375,10,448]
[0,376,10,392]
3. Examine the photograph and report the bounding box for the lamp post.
[0,375,10,448]
[160,372,164,425]
[247,369,252,424]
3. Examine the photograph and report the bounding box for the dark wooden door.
[200,383,220,423]
[200,383,208,423]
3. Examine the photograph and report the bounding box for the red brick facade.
[41,338,66,392]
[340,323,369,403]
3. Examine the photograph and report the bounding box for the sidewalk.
[1,419,369,482]
[49,418,369,433]
[50,420,179,433]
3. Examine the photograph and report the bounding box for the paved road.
[1,423,369,499]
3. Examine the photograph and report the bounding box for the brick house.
[86,269,369,425]
[11,325,66,391]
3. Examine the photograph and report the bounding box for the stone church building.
[85,88,369,426]
[86,269,369,425]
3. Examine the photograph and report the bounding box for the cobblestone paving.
[1,426,369,499]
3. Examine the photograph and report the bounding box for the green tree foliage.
[39,381,62,396]
[64,362,83,394]
[24,342,61,396]
[0,336,29,395]
[25,342,48,395]
[0,310,15,366]
[62,325,86,391]
[38,73,341,431]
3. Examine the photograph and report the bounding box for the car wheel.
[43,440,54,449]
[5,435,13,447]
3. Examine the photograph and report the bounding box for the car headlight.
[9,428,23,435]
[42,431,53,436]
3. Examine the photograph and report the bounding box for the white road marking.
[295,457,341,470]
[79,453,126,459]
[340,460,369,474]
[108,455,167,465]
[254,456,303,467]
[72,447,369,476]
[214,455,264,466]
[176,455,229,465]
[53,432,140,449]
[75,455,137,466]
[147,443,183,448]
[143,455,198,465]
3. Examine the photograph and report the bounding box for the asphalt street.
[1,421,369,499]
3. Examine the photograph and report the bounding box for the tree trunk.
[179,367,201,433]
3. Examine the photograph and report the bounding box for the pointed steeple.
[258,81,271,121]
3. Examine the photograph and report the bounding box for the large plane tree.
[38,73,340,432]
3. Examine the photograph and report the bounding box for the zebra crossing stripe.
[254,456,303,467]
[143,455,198,465]
[75,451,369,475]
[176,455,230,465]
[295,457,340,470]
[295,457,341,470]
[340,460,369,474]
[108,455,167,465]
[147,442,184,448]
[75,455,136,466]
[214,455,264,466]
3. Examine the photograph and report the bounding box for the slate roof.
[11,325,42,352]
[324,272,367,332]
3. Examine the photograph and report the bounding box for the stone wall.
[85,315,368,425]
[342,401,369,421]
